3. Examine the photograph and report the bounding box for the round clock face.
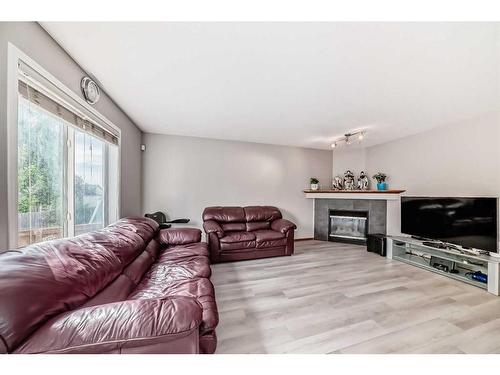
[81,77,100,105]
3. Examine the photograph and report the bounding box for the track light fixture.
[330,130,366,148]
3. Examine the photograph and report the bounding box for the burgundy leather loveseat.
[202,206,296,263]
[0,217,218,354]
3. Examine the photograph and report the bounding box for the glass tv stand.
[387,237,500,295]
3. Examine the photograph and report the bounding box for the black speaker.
[367,233,386,256]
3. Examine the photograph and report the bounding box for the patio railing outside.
[18,211,103,247]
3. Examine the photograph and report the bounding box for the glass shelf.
[392,241,488,290]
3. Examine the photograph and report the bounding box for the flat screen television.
[401,197,498,252]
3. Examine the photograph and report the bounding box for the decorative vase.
[310,183,319,191]
[377,182,387,191]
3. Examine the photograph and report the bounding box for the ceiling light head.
[330,130,366,149]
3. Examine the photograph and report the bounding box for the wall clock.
[81,77,100,105]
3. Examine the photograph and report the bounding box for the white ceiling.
[41,22,500,150]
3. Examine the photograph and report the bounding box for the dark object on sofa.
[145,211,190,229]
[0,217,218,354]
[202,206,297,263]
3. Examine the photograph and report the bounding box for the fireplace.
[328,210,369,244]
[313,199,387,241]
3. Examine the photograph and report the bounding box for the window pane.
[74,131,105,235]
[17,97,64,247]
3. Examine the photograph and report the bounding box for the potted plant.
[310,177,320,191]
[372,172,388,190]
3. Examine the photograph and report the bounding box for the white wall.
[333,113,500,196]
[142,134,333,239]
[0,22,143,249]
[332,113,500,246]
[332,148,366,180]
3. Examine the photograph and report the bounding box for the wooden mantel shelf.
[303,189,405,194]
[303,189,405,201]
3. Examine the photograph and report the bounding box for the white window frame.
[7,43,121,248]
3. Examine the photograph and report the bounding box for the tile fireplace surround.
[315,199,386,241]
[303,190,405,242]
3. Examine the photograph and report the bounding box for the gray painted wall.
[364,112,500,197]
[142,133,333,239]
[332,112,500,249]
[0,22,143,249]
[333,112,500,196]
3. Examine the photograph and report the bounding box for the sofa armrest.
[271,219,297,234]
[159,228,202,246]
[15,297,203,354]
[203,220,224,238]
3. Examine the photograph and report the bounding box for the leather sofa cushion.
[246,221,270,231]
[161,242,209,260]
[221,222,246,232]
[129,277,218,334]
[254,230,285,241]
[144,238,162,260]
[133,254,211,289]
[15,297,202,354]
[0,237,126,352]
[123,251,155,285]
[107,217,159,244]
[0,217,158,353]
[256,238,287,249]
[271,218,297,234]
[203,220,224,238]
[82,248,156,309]
[203,206,245,223]
[244,206,282,222]
[254,230,286,249]
[220,240,256,251]
[159,228,201,246]
[82,274,136,309]
[88,226,147,268]
[220,231,256,243]
[157,254,212,279]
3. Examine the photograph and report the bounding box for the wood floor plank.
[212,240,499,354]
[337,318,463,354]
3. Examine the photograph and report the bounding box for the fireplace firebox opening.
[328,210,369,245]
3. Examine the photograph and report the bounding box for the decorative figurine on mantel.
[332,176,344,190]
[357,171,369,190]
[343,170,355,190]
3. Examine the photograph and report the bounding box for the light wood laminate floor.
[211,240,500,354]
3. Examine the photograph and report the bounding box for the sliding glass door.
[74,131,106,235]
[17,83,119,247]
[17,98,65,246]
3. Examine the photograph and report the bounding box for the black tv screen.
[401,197,498,252]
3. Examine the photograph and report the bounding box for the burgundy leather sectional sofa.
[202,206,297,263]
[0,217,218,354]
